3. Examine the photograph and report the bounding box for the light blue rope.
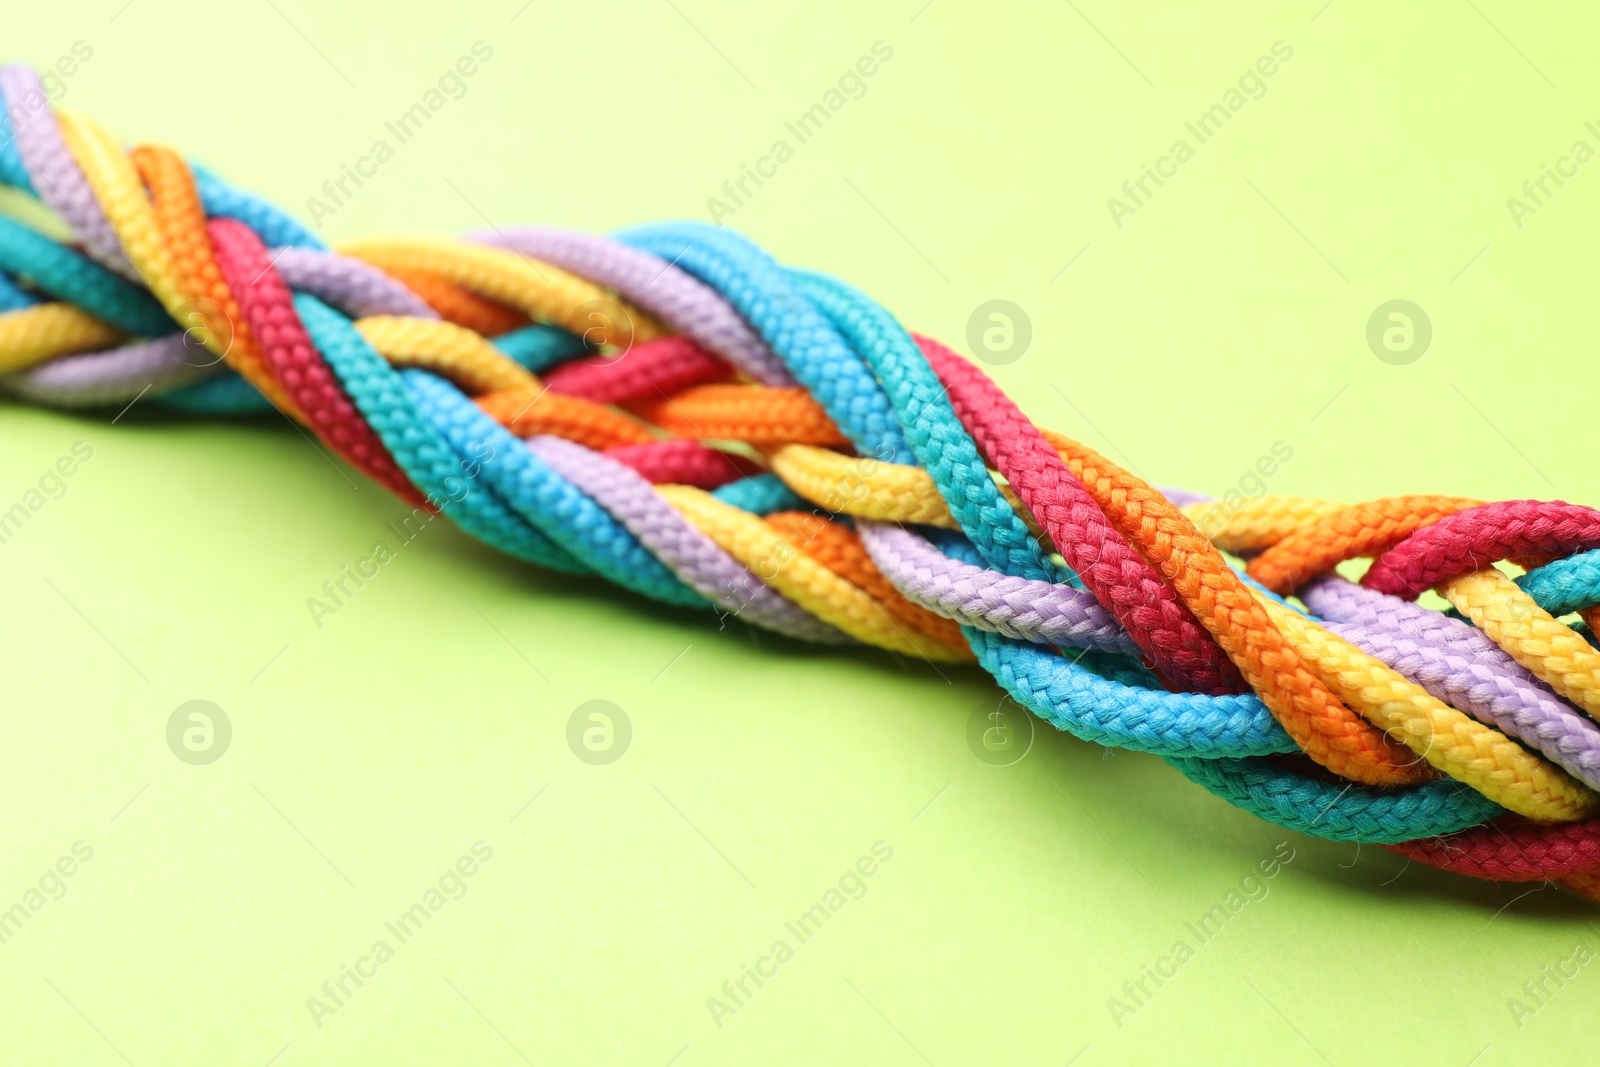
[793,269,1064,584]
[618,222,910,460]
[1519,549,1600,617]
[295,294,581,571]
[402,368,709,606]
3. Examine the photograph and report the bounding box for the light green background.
[1,1,1596,1063]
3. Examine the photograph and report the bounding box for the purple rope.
[857,521,1138,653]
[1301,575,1600,790]
[468,227,797,387]
[273,248,438,319]
[1,334,208,407]
[1158,486,1213,508]
[525,435,851,645]
[0,65,132,277]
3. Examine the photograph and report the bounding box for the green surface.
[1,1,1597,1063]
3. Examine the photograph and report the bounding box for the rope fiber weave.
[3,62,1600,901]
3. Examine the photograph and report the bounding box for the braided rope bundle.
[4,65,1600,902]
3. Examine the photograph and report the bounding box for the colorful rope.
[3,62,1599,900]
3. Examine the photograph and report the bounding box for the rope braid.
[4,63,1600,901]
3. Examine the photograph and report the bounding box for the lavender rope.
[525,435,851,645]
[0,66,131,277]
[857,521,1138,653]
[1157,486,1213,508]
[1300,575,1600,790]
[469,227,797,387]
[0,334,209,407]
[273,248,439,319]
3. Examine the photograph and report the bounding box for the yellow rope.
[766,443,1022,527]
[1256,592,1597,821]
[1182,497,1350,554]
[356,316,538,394]
[55,111,186,313]
[1442,569,1600,722]
[0,304,122,372]
[341,237,662,346]
[656,484,972,662]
